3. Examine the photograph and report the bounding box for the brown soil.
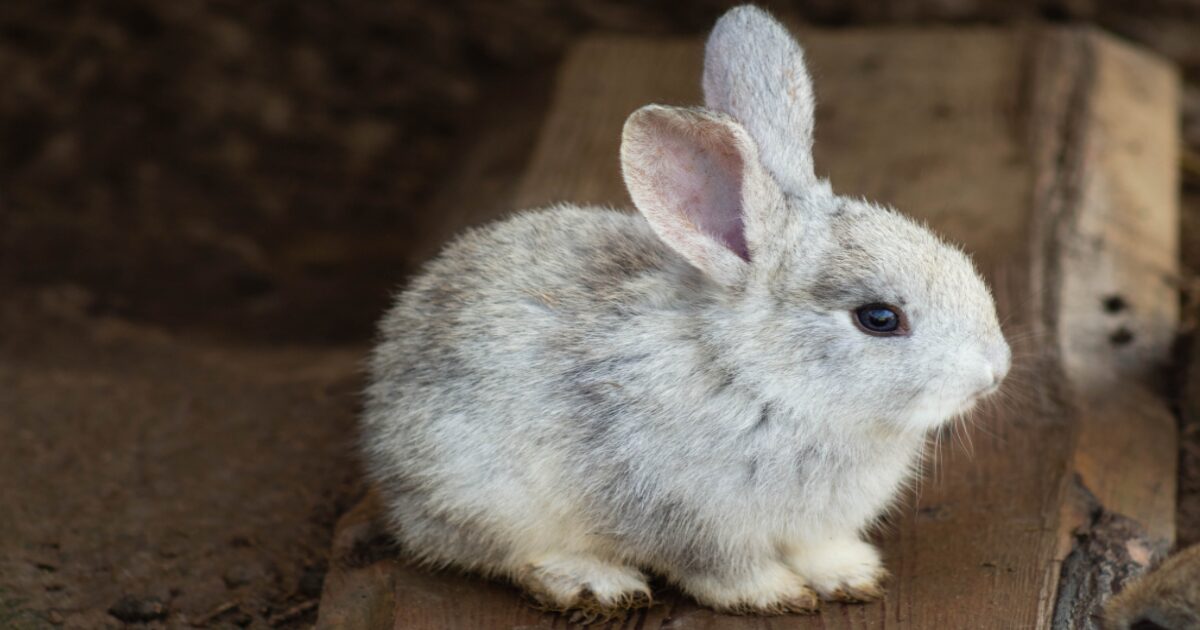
[2,0,1199,627]
[0,287,364,628]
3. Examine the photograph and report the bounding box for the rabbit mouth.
[953,385,998,417]
[952,397,981,417]
[956,382,1001,415]
[976,384,1000,399]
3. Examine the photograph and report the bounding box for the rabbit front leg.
[672,558,820,614]
[783,537,888,602]
[516,553,652,621]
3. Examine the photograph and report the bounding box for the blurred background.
[2,1,1199,628]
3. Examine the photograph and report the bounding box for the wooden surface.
[1035,30,1180,629]
[317,27,1179,629]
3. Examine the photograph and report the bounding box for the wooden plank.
[1039,30,1180,629]
[317,26,1178,629]
[1052,30,1180,541]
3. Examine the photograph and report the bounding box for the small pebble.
[108,595,167,623]
[223,565,254,589]
[298,568,325,599]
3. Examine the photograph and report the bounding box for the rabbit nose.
[987,342,1011,388]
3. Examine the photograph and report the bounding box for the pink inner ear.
[658,125,750,261]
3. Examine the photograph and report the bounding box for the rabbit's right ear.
[704,6,817,192]
[621,105,783,287]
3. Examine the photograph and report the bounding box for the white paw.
[785,538,887,602]
[517,554,652,620]
[680,561,819,615]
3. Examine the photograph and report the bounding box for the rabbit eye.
[853,303,908,336]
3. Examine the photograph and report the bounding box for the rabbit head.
[620,6,1010,432]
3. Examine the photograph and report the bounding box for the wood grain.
[1034,29,1180,629]
[316,27,1178,630]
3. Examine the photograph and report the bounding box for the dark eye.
[853,303,908,336]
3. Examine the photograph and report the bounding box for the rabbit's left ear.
[704,5,817,192]
[621,105,784,286]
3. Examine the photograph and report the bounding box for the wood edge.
[1041,25,1181,629]
[315,488,396,629]
[1080,24,1182,81]
[1067,22,1180,537]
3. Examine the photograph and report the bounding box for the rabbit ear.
[621,105,782,286]
[703,5,816,192]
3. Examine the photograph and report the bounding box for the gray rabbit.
[362,5,1010,616]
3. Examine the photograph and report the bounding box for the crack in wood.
[1051,476,1169,630]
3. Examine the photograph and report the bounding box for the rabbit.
[362,4,1011,617]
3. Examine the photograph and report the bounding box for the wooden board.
[317,26,1178,629]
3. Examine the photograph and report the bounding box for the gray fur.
[362,5,1010,614]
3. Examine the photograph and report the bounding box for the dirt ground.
[0,288,363,628]
[2,1,1200,628]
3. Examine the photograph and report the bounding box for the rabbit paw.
[785,538,887,602]
[680,562,820,615]
[517,554,652,621]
